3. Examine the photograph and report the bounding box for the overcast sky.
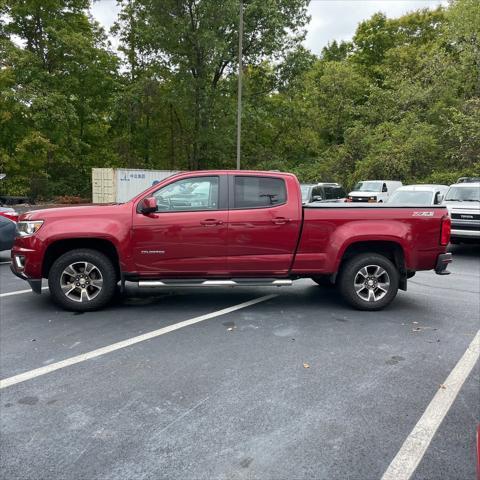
[91,0,448,55]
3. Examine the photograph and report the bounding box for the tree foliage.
[0,0,478,198]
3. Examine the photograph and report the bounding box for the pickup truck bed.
[11,170,452,312]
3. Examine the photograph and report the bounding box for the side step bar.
[138,279,293,288]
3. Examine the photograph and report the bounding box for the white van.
[347,180,403,203]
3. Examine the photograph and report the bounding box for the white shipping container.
[92,168,179,203]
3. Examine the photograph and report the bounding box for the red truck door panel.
[227,174,302,276]
[131,175,229,276]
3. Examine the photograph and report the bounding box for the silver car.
[443,182,480,243]
[388,184,448,205]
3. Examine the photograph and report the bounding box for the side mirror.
[312,195,323,202]
[140,196,157,214]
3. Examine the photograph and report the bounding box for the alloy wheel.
[60,261,103,302]
[353,264,390,302]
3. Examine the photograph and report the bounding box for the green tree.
[0,0,119,197]
[112,0,310,170]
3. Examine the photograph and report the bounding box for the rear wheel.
[48,249,117,311]
[338,253,399,311]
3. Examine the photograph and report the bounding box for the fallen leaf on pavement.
[303,362,310,369]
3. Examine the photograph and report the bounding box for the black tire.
[311,275,335,287]
[338,253,399,311]
[48,249,117,312]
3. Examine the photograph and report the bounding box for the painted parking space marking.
[381,330,480,480]
[0,261,12,265]
[0,286,48,298]
[0,294,277,389]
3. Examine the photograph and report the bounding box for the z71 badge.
[412,211,434,217]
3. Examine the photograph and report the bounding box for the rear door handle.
[201,219,223,226]
[272,217,291,225]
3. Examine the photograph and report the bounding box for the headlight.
[16,220,44,237]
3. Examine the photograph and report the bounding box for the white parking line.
[0,261,11,265]
[0,286,48,298]
[381,330,480,480]
[0,294,277,389]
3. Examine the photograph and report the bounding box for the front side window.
[153,176,219,212]
[234,176,287,208]
[312,186,324,199]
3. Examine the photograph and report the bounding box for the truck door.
[132,175,229,276]
[227,174,301,276]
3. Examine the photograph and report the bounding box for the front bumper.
[10,264,43,294]
[451,228,480,239]
[435,253,452,275]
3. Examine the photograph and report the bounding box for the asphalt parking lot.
[0,245,479,480]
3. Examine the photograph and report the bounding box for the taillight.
[440,215,451,246]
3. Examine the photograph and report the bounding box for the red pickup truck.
[11,170,452,312]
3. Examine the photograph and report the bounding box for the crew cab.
[11,171,452,312]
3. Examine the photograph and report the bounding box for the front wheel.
[48,249,117,311]
[338,254,399,311]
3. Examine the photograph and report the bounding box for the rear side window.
[234,176,287,208]
[324,186,345,199]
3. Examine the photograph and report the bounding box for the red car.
[0,207,19,223]
[11,170,451,311]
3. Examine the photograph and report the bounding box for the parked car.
[457,176,480,183]
[0,216,16,251]
[387,185,448,205]
[0,206,19,223]
[11,170,451,312]
[300,183,346,204]
[443,182,480,244]
[346,180,402,203]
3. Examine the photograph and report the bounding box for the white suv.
[443,182,480,243]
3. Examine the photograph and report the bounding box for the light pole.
[236,0,243,170]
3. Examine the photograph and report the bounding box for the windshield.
[444,186,480,202]
[353,181,383,192]
[300,185,312,202]
[388,191,433,205]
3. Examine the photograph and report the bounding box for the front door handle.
[201,219,223,226]
[272,217,290,225]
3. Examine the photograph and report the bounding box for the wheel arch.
[42,238,120,279]
[337,240,407,290]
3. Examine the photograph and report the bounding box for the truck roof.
[168,169,299,179]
